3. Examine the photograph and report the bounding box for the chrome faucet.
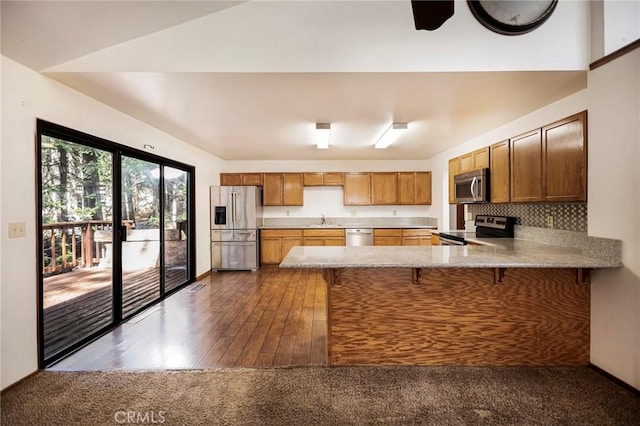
[320,214,326,225]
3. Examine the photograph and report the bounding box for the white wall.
[604,0,640,55]
[0,56,224,389]
[225,160,436,219]
[588,49,640,390]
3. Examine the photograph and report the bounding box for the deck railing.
[42,220,133,276]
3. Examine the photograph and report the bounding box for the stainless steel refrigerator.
[210,186,263,271]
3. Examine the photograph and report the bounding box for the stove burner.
[439,215,515,245]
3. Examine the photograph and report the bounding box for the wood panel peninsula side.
[279,243,620,366]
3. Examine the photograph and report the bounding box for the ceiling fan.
[411,0,559,35]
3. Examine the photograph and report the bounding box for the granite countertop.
[279,239,622,269]
[261,216,438,230]
[260,224,437,229]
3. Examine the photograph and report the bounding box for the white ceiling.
[1,1,590,161]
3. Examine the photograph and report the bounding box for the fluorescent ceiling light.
[316,123,331,149]
[374,122,408,149]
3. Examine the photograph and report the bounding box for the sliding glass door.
[38,120,195,367]
[40,137,115,361]
[121,156,161,317]
[164,167,189,292]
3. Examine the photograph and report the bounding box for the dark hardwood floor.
[50,268,327,370]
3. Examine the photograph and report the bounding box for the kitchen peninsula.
[280,239,621,366]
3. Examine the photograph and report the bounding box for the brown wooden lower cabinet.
[260,229,303,265]
[401,229,432,246]
[373,229,402,246]
[325,267,589,366]
[261,229,345,264]
[261,227,432,262]
[303,229,345,247]
[374,228,432,246]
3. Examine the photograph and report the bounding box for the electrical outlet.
[351,211,357,217]
[393,210,397,217]
[9,222,26,238]
[286,210,290,217]
[546,215,554,228]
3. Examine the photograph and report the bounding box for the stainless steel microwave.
[454,168,489,203]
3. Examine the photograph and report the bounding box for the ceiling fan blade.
[411,0,455,31]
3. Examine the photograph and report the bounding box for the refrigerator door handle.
[231,192,237,224]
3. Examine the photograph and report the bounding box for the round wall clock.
[468,0,558,35]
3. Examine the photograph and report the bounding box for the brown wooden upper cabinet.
[510,110,587,203]
[220,173,242,186]
[323,172,345,186]
[398,172,432,205]
[458,152,474,173]
[220,172,263,186]
[448,158,460,204]
[344,173,371,205]
[472,147,490,169]
[263,173,284,205]
[263,173,303,206]
[510,129,543,202]
[371,172,398,205]
[283,173,304,205]
[542,111,587,202]
[303,172,345,186]
[490,140,510,203]
[303,172,323,186]
[242,173,263,186]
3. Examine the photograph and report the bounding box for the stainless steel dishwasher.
[345,228,373,246]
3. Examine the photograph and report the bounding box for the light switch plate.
[9,222,26,238]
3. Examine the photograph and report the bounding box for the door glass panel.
[121,156,160,317]
[41,136,113,361]
[164,167,189,292]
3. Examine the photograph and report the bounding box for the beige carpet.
[2,366,639,425]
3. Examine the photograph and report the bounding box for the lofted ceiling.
[1,1,589,161]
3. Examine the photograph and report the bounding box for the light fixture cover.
[316,123,331,149]
[375,122,408,149]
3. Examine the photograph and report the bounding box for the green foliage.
[41,136,113,223]
[41,136,189,229]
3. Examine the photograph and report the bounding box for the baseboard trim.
[1,370,40,394]
[196,270,212,281]
[589,363,640,395]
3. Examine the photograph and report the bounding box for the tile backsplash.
[468,203,587,232]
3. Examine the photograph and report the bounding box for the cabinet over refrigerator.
[210,186,263,271]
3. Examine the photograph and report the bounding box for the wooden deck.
[50,268,327,370]
[43,268,187,360]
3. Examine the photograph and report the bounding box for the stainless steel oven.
[454,168,489,203]
[439,215,515,245]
